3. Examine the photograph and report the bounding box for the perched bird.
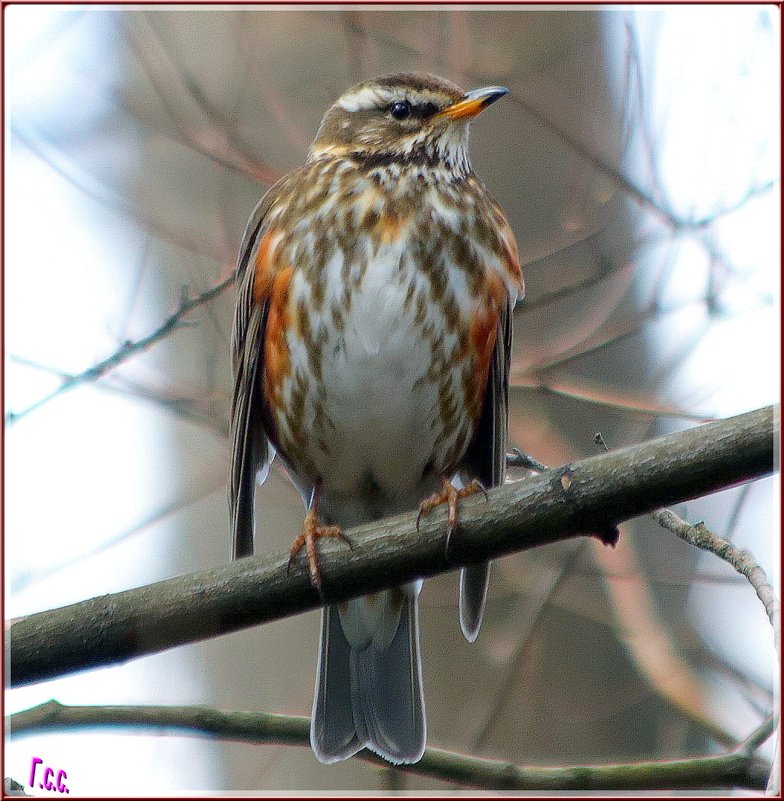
[230,73,523,765]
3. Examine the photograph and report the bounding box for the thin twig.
[651,500,780,794]
[592,426,745,748]
[504,86,772,285]
[506,448,548,472]
[514,293,771,379]
[7,701,771,791]
[735,714,779,755]
[651,508,780,661]
[5,274,235,425]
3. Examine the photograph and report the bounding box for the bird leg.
[416,478,489,536]
[288,488,352,591]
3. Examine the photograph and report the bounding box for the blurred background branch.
[6,273,235,425]
[7,700,774,791]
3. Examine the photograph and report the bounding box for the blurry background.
[4,5,779,793]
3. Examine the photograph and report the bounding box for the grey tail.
[311,598,426,764]
[459,561,491,643]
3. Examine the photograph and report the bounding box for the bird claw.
[288,508,347,591]
[472,479,490,503]
[417,478,489,559]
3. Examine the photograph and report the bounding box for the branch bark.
[7,701,772,791]
[8,404,777,688]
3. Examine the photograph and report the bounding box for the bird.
[229,72,524,765]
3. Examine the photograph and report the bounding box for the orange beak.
[436,86,509,121]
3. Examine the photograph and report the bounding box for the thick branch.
[7,701,771,791]
[8,405,777,687]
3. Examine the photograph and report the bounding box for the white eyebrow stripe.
[338,86,396,112]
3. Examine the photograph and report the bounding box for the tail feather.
[459,562,491,643]
[311,606,361,763]
[311,595,426,764]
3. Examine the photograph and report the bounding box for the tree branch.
[7,701,772,791]
[8,405,777,687]
[652,508,780,661]
[649,508,781,795]
[5,274,235,425]
[735,715,779,755]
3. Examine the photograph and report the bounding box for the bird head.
[307,73,509,175]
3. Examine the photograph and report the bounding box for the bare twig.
[735,714,779,755]
[9,356,230,436]
[651,505,781,794]
[5,274,235,425]
[7,700,771,791]
[7,405,776,687]
[512,297,698,377]
[506,448,548,472]
[592,424,734,747]
[517,240,629,307]
[595,423,780,755]
[99,376,230,437]
[504,86,775,286]
[651,508,780,661]
[514,290,771,380]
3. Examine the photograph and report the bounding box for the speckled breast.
[254,156,520,498]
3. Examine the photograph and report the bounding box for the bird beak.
[436,86,510,121]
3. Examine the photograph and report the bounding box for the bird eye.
[389,100,412,120]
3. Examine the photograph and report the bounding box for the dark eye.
[389,100,412,120]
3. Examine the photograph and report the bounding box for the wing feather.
[459,299,513,639]
[229,179,291,559]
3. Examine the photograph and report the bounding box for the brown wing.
[459,299,513,639]
[229,177,291,559]
[464,299,512,489]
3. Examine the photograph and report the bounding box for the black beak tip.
[480,87,510,110]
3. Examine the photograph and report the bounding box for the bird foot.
[416,478,489,536]
[287,507,352,591]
